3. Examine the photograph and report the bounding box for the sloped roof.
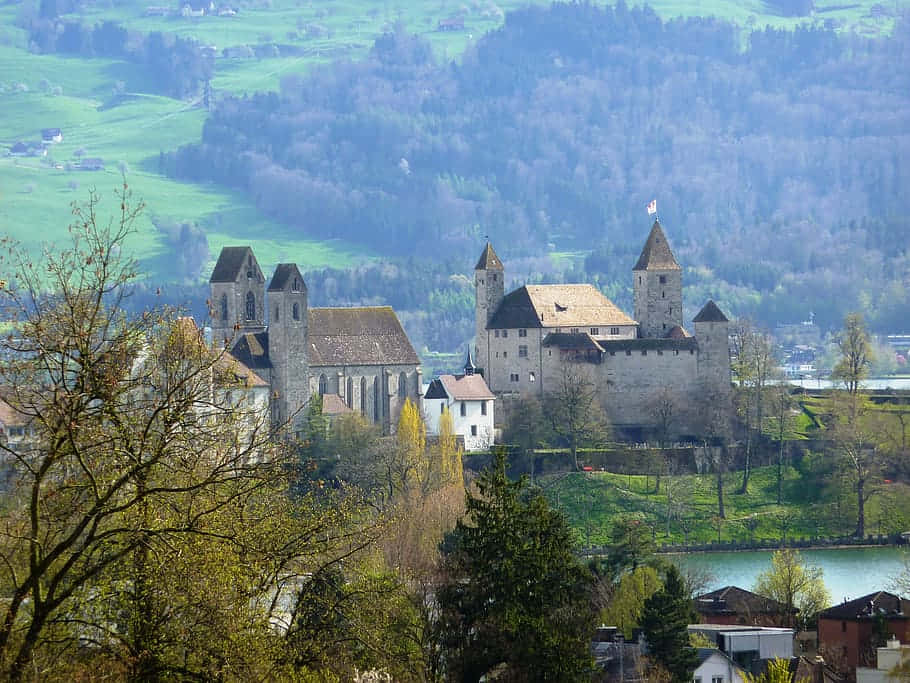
[668,324,691,339]
[542,332,605,352]
[487,284,635,329]
[229,331,271,370]
[424,378,448,400]
[599,337,699,352]
[216,352,269,387]
[268,263,306,292]
[439,373,495,401]
[695,586,793,617]
[321,394,353,415]
[210,246,254,283]
[634,220,681,271]
[818,591,910,621]
[308,307,419,367]
[0,396,29,427]
[475,242,503,271]
[693,300,729,323]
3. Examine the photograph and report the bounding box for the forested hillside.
[168,2,910,336]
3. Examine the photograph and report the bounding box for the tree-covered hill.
[169,2,910,333]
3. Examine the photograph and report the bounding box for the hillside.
[1,0,908,354]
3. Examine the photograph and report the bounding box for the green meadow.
[544,464,910,548]
[1,0,905,283]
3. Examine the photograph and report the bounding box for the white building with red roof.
[423,353,495,451]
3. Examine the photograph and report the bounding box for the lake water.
[671,547,908,601]
[788,378,910,390]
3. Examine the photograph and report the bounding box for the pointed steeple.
[633,220,681,271]
[475,242,504,271]
[693,299,729,323]
[464,349,476,376]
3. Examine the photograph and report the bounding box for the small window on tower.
[659,275,667,284]
[502,330,508,338]
[495,330,500,338]
[293,303,300,321]
[274,305,279,322]
[492,274,497,281]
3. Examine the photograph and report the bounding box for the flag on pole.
[647,199,657,216]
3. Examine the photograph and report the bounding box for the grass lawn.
[542,463,910,548]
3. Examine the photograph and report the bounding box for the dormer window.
[555,303,568,312]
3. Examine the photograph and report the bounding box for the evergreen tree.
[640,565,699,683]
[437,450,595,682]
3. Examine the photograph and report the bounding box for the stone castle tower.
[474,242,504,375]
[633,220,683,338]
[693,299,731,397]
[209,246,266,348]
[267,264,309,426]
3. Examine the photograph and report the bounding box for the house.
[0,396,38,458]
[423,353,495,451]
[856,638,910,683]
[790,655,845,683]
[80,158,105,171]
[817,592,910,672]
[8,142,28,156]
[210,248,422,436]
[41,128,62,143]
[688,625,794,673]
[694,648,748,683]
[695,586,797,627]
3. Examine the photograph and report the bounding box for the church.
[209,247,422,434]
[474,220,732,435]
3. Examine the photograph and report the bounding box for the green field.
[1,0,905,282]
[544,464,910,548]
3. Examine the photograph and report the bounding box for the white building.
[423,355,495,452]
[857,638,910,683]
[688,625,794,672]
[694,649,747,683]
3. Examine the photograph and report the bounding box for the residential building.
[695,648,748,683]
[818,592,910,672]
[423,353,495,451]
[695,586,797,627]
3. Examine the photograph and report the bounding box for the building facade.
[210,247,422,434]
[474,220,732,435]
[423,355,496,451]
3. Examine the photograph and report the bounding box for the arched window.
[347,377,354,408]
[220,293,228,321]
[245,291,255,320]
[360,377,367,416]
[398,372,407,399]
[292,277,300,292]
[318,374,327,396]
[274,305,279,323]
[246,255,254,279]
[292,302,300,321]
[373,376,381,423]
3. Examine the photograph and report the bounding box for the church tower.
[633,220,683,338]
[209,246,266,348]
[267,264,309,429]
[474,243,504,377]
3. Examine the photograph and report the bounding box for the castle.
[209,247,422,434]
[474,220,732,435]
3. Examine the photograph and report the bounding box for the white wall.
[694,652,747,683]
[424,396,494,451]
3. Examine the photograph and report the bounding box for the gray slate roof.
[634,220,681,271]
[210,246,261,283]
[308,307,420,367]
[475,242,504,270]
[487,284,635,330]
[268,263,306,292]
[693,300,729,323]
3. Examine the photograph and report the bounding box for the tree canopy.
[437,451,595,682]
